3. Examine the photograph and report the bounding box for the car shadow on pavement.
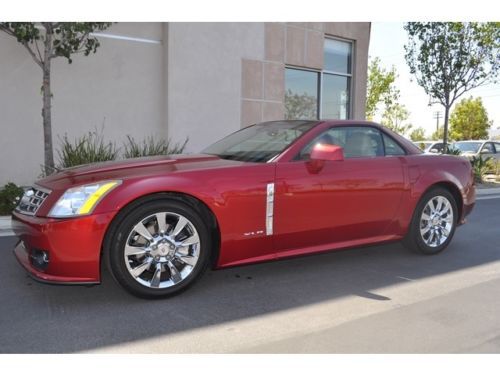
[0,199,498,353]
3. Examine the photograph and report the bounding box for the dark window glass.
[203,121,316,163]
[383,134,406,156]
[285,68,319,120]
[324,39,352,74]
[482,143,495,153]
[321,74,350,119]
[297,127,385,160]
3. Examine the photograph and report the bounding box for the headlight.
[48,180,121,218]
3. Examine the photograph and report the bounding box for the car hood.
[36,154,244,191]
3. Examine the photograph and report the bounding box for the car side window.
[297,127,386,160]
[495,143,500,153]
[382,133,406,156]
[429,143,444,153]
[482,142,494,154]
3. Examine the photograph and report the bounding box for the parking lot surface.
[0,198,499,353]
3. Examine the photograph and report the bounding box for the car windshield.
[202,121,317,162]
[452,142,482,153]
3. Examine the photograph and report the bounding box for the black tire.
[105,198,211,299]
[403,187,458,255]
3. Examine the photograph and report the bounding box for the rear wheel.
[107,199,211,298]
[403,187,458,255]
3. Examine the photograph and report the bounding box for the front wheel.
[403,188,458,255]
[106,199,211,298]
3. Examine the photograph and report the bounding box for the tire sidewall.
[411,188,458,255]
[108,199,211,298]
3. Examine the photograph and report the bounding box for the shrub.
[470,155,494,183]
[57,128,118,168]
[0,182,24,215]
[444,147,461,156]
[123,135,188,159]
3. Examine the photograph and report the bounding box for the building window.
[285,38,353,120]
[284,68,319,120]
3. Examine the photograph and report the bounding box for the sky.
[368,22,500,139]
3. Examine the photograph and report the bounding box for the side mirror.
[480,149,490,154]
[310,144,344,162]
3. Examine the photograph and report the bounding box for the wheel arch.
[419,181,464,224]
[100,191,221,279]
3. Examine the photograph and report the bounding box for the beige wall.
[167,23,265,152]
[0,22,370,186]
[240,22,371,127]
[0,23,165,185]
[324,22,371,120]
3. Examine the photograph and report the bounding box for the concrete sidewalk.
[0,216,13,237]
[1,186,499,236]
[476,186,500,195]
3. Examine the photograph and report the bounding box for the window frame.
[293,125,408,161]
[320,36,354,120]
[284,36,355,121]
[481,142,495,154]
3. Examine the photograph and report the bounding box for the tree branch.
[22,41,44,69]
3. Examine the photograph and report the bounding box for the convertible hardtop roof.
[258,120,423,155]
[260,119,393,128]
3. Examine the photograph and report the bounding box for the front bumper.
[12,210,116,284]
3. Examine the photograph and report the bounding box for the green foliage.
[285,89,317,120]
[381,103,412,136]
[404,23,500,105]
[123,135,188,159]
[404,22,500,147]
[431,127,444,141]
[366,57,399,120]
[491,159,500,177]
[0,22,112,64]
[57,129,118,168]
[450,96,492,140]
[445,147,462,156]
[470,155,494,183]
[409,127,427,141]
[56,129,190,169]
[0,183,24,215]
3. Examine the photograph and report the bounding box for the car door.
[492,142,500,161]
[273,126,406,254]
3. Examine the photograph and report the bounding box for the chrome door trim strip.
[266,183,274,235]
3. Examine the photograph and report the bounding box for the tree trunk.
[443,104,450,154]
[42,27,55,176]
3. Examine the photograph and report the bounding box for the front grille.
[16,186,51,216]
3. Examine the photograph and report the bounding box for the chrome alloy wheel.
[124,212,201,289]
[419,195,454,248]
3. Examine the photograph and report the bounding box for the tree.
[409,127,427,141]
[449,96,492,140]
[284,89,318,120]
[365,57,399,120]
[404,22,500,152]
[431,127,444,141]
[381,103,413,136]
[0,22,112,175]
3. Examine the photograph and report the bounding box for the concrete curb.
[0,216,13,237]
[476,187,500,195]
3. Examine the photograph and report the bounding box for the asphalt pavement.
[0,197,499,353]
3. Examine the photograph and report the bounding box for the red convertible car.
[12,120,475,298]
